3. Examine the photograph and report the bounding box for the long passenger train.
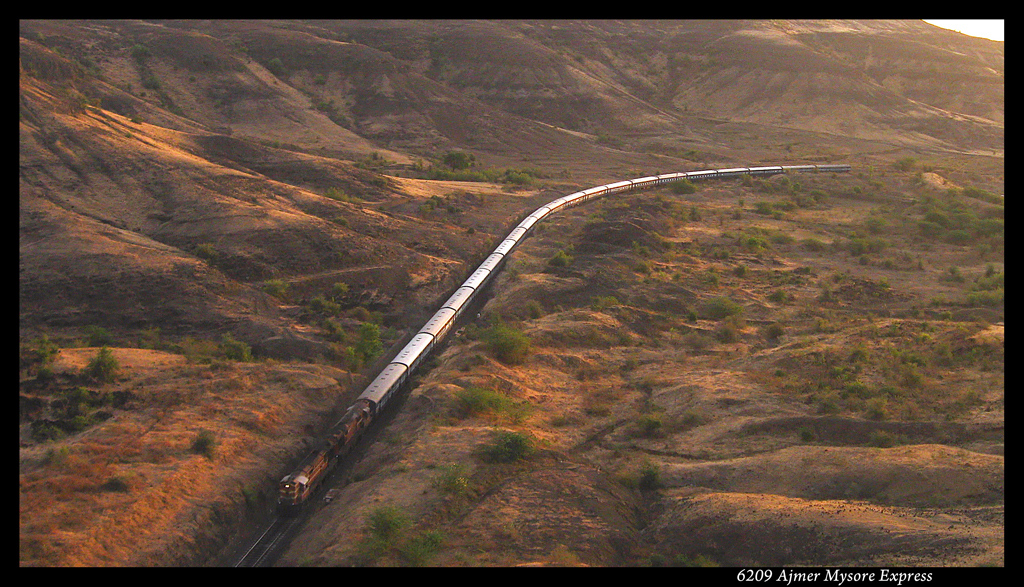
[276,163,851,512]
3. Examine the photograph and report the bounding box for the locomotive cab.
[277,474,308,514]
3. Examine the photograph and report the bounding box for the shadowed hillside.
[20,19,1001,568]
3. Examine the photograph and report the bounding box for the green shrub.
[367,505,410,545]
[591,295,620,311]
[307,295,342,317]
[442,150,475,170]
[399,530,445,566]
[801,238,827,252]
[671,179,697,194]
[83,346,119,383]
[101,476,131,493]
[262,279,289,299]
[893,157,917,171]
[482,430,535,463]
[524,300,544,319]
[484,323,531,365]
[331,282,350,299]
[431,464,470,496]
[715,319,742,343]
[869,430,899,448]
[548,249,573,268]
[267,57,285,76]
[33,334,61,365]
[638,461,662,490]
[191,430,216,459]
[84,325,115,347]
[964,288,1003,306]
[220,333,252,362]
[635,414,663,438]
[764,323,785,340]
[194,243,217,261]
[455,386,514,418]
[944,229,972,244]
[702,296,743,320]
[347,322,383,363]
[847,237,888,256]
[865,397,889,420]
[918,221,946,239]
[130,44,151,64]
[671,554,720,567]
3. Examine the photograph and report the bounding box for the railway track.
[234,517,297,567]
[222,163,851,566]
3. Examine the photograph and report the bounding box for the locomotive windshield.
[279,480,300,503]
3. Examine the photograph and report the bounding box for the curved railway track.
[227,163,851,566]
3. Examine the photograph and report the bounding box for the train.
[275,163,851,513]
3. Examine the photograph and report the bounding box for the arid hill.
[20,20,1002,567]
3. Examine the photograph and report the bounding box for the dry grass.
[19,349,349,566]
[277,168,1002,567]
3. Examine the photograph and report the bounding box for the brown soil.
[19,20,1002,567]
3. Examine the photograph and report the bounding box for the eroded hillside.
[19,19,1002,567]
[276,168,1003,567]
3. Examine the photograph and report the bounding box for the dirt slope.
[277,171,1003,567]
[19,19,1002,567]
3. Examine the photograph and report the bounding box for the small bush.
[672,554,720,567]
[399,531,445,566]
[847,237,888,256]
[370,505,410,539]
[266,57,285,76]
[220,333,252,362]
[101,476,131,493]
[355,322,383,361]
[671,179,697,194]
[764,323,785,340]
[869,430,899,448]
[635,414,663,438]
[802,238,828,252]
[194,243,217,261]
[453,386,529,423]
[591,295,620,311]
[191,430,216,459]
[83,347,119,383]
[33,334,61,365]
[548,249,573,268]
[524,300,544,319]
[702,296,743,320]
[893,157,917,171]
[865,397,889,420]
[638,461,662,490]
[331,282,350,299]
[84,325,115,347]
[308,295,342,317]
[683,331,713,351]
[262,279,289,299]
[130,44,151,64]
[715,319,742,343]
[482,430,535,463]
[431,464,470,496]
[484,323,531,365]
